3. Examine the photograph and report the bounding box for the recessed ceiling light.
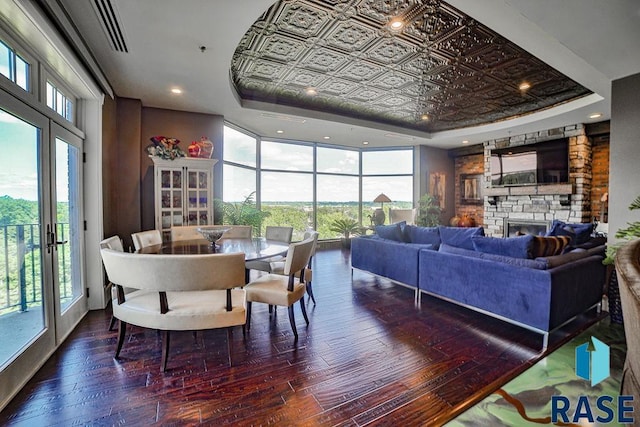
[323,136,330,140]
[170,88,183,94]
[389,19,404,30]
[462,140,469,144]
[518,82,531,91]
[589,113,603,119]
[305,87,318,96]
[362,141,369,145]
[276,130,284,134]
[421,114,430,121]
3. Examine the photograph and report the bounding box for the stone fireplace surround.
[483,124,592,237]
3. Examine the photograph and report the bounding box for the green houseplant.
[329,217,362,248]
[416,194,442,227]
[215,192,270,236]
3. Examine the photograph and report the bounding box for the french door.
[0,92,86,400]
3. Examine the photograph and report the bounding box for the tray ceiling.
[231,0,592,133]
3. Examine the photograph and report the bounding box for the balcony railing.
[1,223,72,315]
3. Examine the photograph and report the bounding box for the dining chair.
[244,226,294,275]
[170,225,203,241]
[244,235,316,340]
[131,229,162,251]
[389,208,417,225]
[100,235,125,331]
[100,248,247,371]
[269,230,319,304]
[221,225,253,239]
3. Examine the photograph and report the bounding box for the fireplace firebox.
[504,219,549,237]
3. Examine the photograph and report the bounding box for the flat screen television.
[490,139,569,186]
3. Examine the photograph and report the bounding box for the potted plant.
[329,217,362,249]
[416,193,442,227]
[602,194,640,324]
[214,191,270,236]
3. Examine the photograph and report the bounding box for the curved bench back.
[100,248,245,292]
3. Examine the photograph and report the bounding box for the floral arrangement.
[146,135,185,160]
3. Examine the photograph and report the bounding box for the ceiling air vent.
[92,0,128,53]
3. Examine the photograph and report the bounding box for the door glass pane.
[0,109,45,366]
[55,138,82,312]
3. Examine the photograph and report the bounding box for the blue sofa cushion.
[439,243,548,269]
[404,225,440,247]
[438,226,484,250]
[375,222,405,242]
[547,220,594,245]
[471,234,534,259]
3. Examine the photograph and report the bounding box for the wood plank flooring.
[0,248,602,426]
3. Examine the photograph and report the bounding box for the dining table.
[137,237,290,283]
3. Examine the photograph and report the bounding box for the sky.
[0,110,39,201]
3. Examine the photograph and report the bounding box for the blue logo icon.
[575,336,610,386]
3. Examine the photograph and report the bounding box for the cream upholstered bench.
[100,248,247,371]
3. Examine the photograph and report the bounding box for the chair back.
[131,229,162,251]
[222,225,252,239]
[100,248,246,292]
[303,230,320,261]
[265,226,293,244]
[283,236,316,276]
[100,235,123,252]
[389,208,417,225]
[615,239,640,402]
[171,225,202,242]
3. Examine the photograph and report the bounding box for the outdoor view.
[223,125,414,240]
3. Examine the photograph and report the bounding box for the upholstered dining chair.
[244,235,316,340]
[389,208,417,225]
[220,225,253,239]
[170,225,203,241]
[245,226,294,275]
[100,235,125,331]
[269,230,319,304]
[100,248,247,371]
[131,229,162,251]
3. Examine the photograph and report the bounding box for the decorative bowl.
[197,227,230,246]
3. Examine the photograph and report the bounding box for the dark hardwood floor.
[0,248,602,426]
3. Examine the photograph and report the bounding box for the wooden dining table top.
[136,238,289,261]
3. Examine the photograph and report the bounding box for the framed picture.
[429,172,446,210]
[460,174,482,205]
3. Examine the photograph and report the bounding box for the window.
[45,81,74,122]
[0,39,30,92]
[222,124,414,240]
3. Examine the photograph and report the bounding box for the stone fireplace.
[482,124,592,237]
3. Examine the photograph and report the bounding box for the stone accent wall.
[482,124,593,237]
[455,154,484,225]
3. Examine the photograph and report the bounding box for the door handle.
[53,223,68,251]
[46,224,55,253]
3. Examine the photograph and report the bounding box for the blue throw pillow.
[375,223,405,242]
[439,243,547,269]
[471,234,534,259]
[547,220,594,246]
[404,225,440,247]
[438,226,484,250]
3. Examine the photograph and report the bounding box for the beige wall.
[610,72,640,244]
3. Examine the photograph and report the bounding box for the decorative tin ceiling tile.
[231,0,592,132]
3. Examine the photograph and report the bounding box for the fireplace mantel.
[485,183,573,197]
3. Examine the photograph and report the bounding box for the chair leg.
[287,305,298,340]
[268,304,273,314]
[115,320,127,358]
[108,315,117,331]
[306,281,316,305]
[246,302,252,331]
[161,330,170,372]
[300,298,309,325]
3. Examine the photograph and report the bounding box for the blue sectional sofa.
[350,223,606,348]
